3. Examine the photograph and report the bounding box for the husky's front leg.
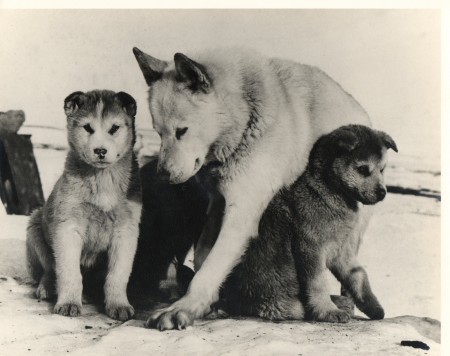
[104,216,139,321]
[53,223,84,317]
[147,167,279,330]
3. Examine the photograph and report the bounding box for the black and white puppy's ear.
[115,92,137,117]
[334,128,359,152]
[64,91,85,116]
[378,131,398,152]
[133,47,168,86]
[174,53,211,93]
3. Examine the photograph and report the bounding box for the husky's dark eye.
[357,165,371,177]
[380,166,386,174]
[83,124,94,134]
[176,127,188,140]
[109,124,120,135]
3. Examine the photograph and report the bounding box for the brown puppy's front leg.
[331,250,384,320]
[104,217,139,321]
[53,224,84,317]
[293,249,351,323]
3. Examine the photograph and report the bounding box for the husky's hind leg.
[26,209,55,300]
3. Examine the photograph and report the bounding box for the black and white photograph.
[0,2,444,355]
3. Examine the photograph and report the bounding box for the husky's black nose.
[94,148,107,159]
[157,166,171,182]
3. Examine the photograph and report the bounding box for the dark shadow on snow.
[387,186,440,202]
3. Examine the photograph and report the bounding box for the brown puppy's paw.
[310,308,351,323]
[54,303,82,317]
[363,304,385,320]
[146,308,193,331]
[105,304,135,321]
[355,293,385,320]
[331,294,355,316]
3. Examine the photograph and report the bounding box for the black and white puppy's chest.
[79,206,116,267]
[80,193,135,263]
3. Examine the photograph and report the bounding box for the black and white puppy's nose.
[94,148,107,159]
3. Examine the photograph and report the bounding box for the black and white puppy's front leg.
[104,207,140,321]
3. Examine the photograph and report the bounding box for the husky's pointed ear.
[64,91,85,116]
[174,53,211,93]
[116,92,137,117]
[334,128,359,152]
[378,131,398,152]
[133,47,167,86]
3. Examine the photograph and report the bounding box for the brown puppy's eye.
[357,165,371,177]
[109,124,120,135]
[83,124,94,134]
[176,127,188,140]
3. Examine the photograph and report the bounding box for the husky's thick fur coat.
[222,125,397,322]
[26,90,142,321]
[133,47,373,330]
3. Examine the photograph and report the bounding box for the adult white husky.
[133,47,372,330]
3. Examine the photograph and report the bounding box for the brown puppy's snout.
[376,185,386,201]
[94,148,107,160]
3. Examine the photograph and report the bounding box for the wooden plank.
[0,134,44,215]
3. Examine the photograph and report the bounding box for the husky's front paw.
[309,308,351,323]
[105,303,135,321]
[146,307,193,331]
[54,302,82,317]
[146,293,212,330]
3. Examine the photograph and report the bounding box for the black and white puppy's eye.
[357,165,371,177]
[109,124,120,135]
[83,124,94,134]
[175,127,188,140]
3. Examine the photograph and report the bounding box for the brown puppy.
[26,90,142,321]
[222,124,397,322]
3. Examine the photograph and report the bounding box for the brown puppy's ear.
[378,131,398,152]
[133,47,167,86]
[174,53,211,93]
[116,92,137,117]
[334,128,359,152]
[64,91,85,116]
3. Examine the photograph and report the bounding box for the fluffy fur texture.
[222,125,397,322]
[26,90,142,321]
[133,47,373,330]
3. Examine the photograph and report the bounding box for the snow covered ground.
[0,127,441,355]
